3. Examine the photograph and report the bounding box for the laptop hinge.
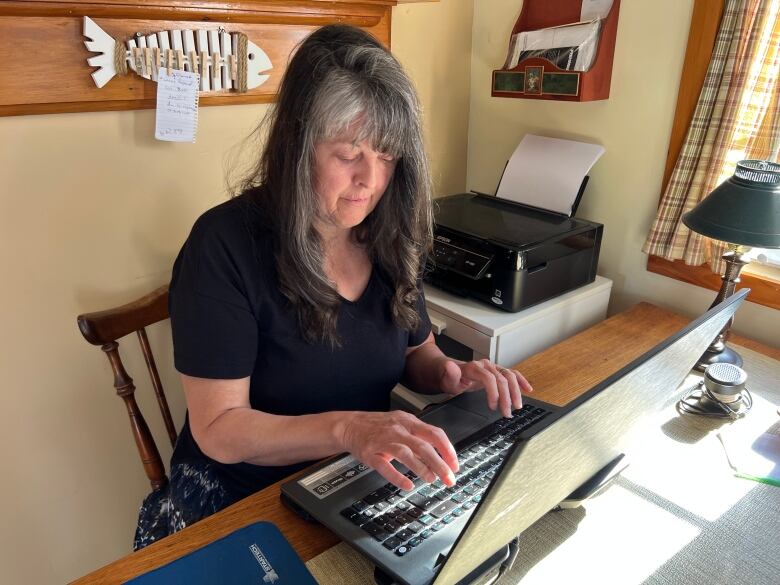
[556,453,628,509]
[451,544,512,585]
[372,545,513,585]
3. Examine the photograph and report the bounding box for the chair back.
[77,285,176,491]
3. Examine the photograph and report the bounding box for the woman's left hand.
[438,359,533,418]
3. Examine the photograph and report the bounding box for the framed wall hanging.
[0,0,396,116]
[492,0,620,102]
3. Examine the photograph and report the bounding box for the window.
[647,0,780,310]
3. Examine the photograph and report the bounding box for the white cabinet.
[393,276,613,412]
[425,275,613,366]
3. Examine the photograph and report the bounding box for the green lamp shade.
[682,160,780,249]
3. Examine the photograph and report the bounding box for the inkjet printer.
[425,135,605,312]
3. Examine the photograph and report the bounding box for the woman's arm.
[402,333,533,418]
[183,374,347,466]
[182,374,458,490]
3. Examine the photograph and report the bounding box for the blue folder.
[125,521,318,584]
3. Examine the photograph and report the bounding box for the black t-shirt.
[169,196,432,503]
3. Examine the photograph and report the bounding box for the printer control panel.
[431,235,492,279]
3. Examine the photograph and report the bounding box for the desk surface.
[71,302,780,585]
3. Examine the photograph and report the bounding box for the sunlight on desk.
[509,345,780,585]
[514,485,700,584]
[619,374,756,523]
[621,360,779,523]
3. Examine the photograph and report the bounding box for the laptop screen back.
[433,291,748,585]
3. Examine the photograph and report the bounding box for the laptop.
[281,290,748,585]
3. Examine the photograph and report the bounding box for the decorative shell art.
[82,16,273,92]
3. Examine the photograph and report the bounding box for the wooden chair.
[77,285,177,492]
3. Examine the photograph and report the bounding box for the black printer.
[425,192,603,312]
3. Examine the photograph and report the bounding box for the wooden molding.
[1,0,397,19]
[0,0,395,116]
[662,0,724,189]
[647,255,780,312]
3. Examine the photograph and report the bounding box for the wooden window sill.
[647,256,780,311]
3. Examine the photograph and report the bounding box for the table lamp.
[681,159,780,372]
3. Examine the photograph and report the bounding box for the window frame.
[646,0,780,311]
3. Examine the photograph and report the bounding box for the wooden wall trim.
[2,0,394,21]
[0,0,395,116]
[661,0,725,189]
[647,256,780,312]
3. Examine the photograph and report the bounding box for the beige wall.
[468,0,780,348]
[0,2,472,583]
[393,1,473,197]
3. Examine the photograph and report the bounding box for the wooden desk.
[71,303,780,585]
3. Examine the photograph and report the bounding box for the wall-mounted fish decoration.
[83,16,272,93]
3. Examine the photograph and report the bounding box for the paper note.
[501,3,607,72]
[496,134,605,216]
[155,69,200,143]
[719,428,780,487]
[502,21,602,71]
[581,0,614,21]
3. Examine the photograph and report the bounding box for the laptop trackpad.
[421,404,491,445]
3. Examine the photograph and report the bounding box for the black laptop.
[281,290,748,585]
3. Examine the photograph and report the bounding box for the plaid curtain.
[643,0,780,272]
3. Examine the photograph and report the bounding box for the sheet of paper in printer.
[496,134,605,216]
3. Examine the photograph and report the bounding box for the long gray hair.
[236,24,432,347]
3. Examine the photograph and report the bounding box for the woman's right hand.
[339,410,459,491]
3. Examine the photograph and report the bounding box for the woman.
[135,24,531,549]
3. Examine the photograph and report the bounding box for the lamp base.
[694,343,743,372]
[693,246,749,373]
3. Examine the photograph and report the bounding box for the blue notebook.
[125,521,318,584]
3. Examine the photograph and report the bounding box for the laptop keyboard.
[340,403,550,557]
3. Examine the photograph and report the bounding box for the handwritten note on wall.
[155,69,200,143]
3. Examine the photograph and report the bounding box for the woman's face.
[313,138,397,235]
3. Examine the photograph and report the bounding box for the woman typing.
[135,23,532,548]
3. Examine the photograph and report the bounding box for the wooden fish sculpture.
[83,16,272,93]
